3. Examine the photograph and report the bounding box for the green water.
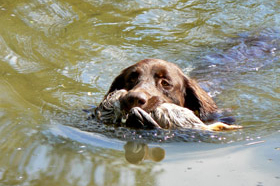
[0,0,280,185]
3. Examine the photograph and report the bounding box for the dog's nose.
[121,92,147,111]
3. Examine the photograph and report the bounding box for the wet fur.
[106,59,218,122]
[95,59,242,131]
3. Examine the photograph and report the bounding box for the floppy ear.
[106,72,125,95]
[184,76,218,121]
[106,64,136,95]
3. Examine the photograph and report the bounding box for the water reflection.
[124,141,165,164]
[0,126,165,185]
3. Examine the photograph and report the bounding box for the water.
[0,0,280,185]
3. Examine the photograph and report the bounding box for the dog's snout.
[127,93,146,105]
[121,92,148,111]
[126,92,147,106]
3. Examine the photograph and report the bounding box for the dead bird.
[94,89,242,131]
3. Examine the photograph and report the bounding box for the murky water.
[0,0,280,185]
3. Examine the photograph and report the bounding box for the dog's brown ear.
[107,73,125,94]
[106,65,135,95]
[184,76,218,121]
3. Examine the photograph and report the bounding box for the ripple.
[47,22,68,37]
[14,0,79,37]
[0,36,45,73]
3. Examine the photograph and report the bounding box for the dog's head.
[106,59,217,121]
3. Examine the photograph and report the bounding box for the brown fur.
[106,59,218,122]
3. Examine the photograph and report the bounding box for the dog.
[94,59,242,131]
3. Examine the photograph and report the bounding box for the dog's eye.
[161,80,172,89]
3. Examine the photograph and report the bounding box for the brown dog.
[95,59,242,131]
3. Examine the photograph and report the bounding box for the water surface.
[0,0,280,185]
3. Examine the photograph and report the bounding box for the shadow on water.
[192,28,280,90]
[190,29,280,138]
